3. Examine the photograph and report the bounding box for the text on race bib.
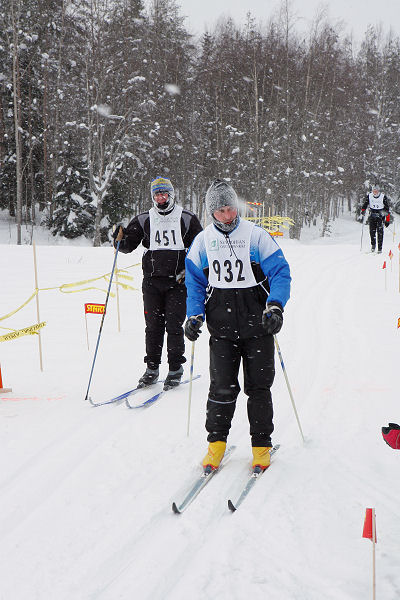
[154,229,177,246]
[212,258,246,282]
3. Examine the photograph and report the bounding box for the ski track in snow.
[1,214,400,599]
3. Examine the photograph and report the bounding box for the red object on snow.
[362,508,377,542]
[382,423,400,449]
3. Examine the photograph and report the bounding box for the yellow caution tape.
[58,265,139,294]
[0,291,38,322]
[0,262,141,323]
[245,215,295,233]
[59,277,116,295]
[0,321,46,343]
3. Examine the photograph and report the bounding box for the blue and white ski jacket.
[185,218,291,340]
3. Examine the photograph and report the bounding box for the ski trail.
[79,460,240,599]
[0,405,134,539]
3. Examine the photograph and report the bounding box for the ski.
[126,375,201,409]
[88,381,164,407]
[227,444,280,512]
[172,445,236,514]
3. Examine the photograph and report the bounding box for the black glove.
[184,316,203,341]
[262,303,283,335]
[112,224,125,242]
[384,215,390,228]
[382,423,400,449]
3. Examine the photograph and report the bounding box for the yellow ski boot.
[252,447,272,470]
[202,441,226,471]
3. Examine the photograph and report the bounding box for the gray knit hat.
[205,179,238,213]
[205,179,239,232]
[372,183,380,197]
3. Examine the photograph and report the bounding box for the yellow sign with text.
[85,303,105,315]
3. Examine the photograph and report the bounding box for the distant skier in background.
[184,179,291,471]
[361,184,391,253]
[112,177,202,390]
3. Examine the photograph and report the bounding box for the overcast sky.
[176,0,400,42]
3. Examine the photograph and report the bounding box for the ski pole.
[186,341,196,437]
[274,334,305,443]
[360,213,365,251]
[84,228,123,401]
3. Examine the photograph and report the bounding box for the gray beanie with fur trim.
[205,179,238,215]
[205,179,239,232]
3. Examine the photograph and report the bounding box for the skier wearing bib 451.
[112,177,202,390]
[184,179,291,471]
[361,183,391,253]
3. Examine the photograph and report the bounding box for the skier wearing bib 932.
[112,177,202,390]
[184,179,291,471]
[361,183,391,253]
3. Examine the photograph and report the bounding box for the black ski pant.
[206,335,275,447]
[369,216,384,250]
[142,277,186,371]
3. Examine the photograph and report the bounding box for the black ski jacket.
[361,194,390,219]
[115,208,202,279]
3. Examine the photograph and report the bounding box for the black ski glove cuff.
[184,315,203,341]
[262,303,283,335]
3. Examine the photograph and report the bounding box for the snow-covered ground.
[1,211,399,600]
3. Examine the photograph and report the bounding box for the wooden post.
[32,242,43,371]
[85,312,90,350]
[112,226,121,332]
[372,509,376,600]
[363,507,377,600]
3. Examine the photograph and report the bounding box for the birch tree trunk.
[11,0,22,244]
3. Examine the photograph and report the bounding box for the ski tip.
[228,499,236,512]
[172,502,181,514]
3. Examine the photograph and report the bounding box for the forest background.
[1,0,399,245]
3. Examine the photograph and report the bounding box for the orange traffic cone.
[0,363,12,393]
